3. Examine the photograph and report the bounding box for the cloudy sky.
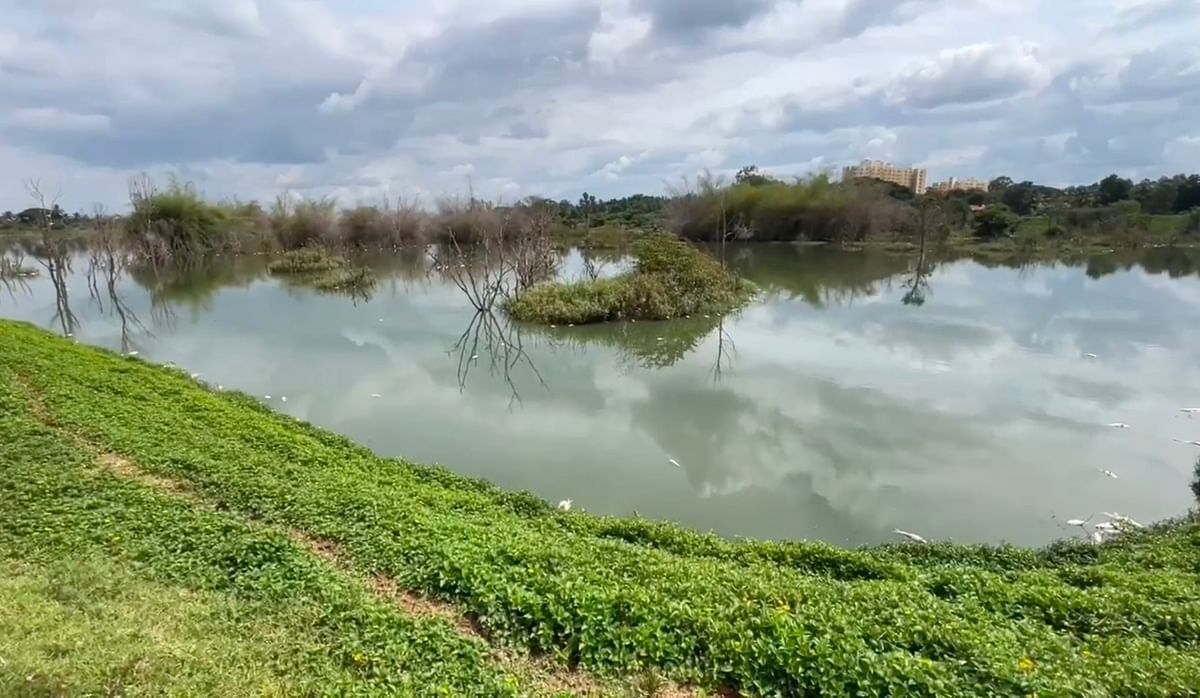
[3,0,1198,211]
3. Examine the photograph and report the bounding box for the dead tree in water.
[902,198,948,307]
[432,197,560,312]
[24,180,78,336]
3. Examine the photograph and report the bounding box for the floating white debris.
[1090,529,1105,545]
[370,393,382,399]
[1083,353,1098,359]
[126,351,139,357]
[1066,519,1088,527]
[264,395,272,400]
[217,385,224,391]
[1172,439,1200,447]
[568,324,575,327]
[470,354,479,360]
[191,373,201,379]
[1106,423,1131,429]
[892,529,927,544]
[657,337,665,342]
[280,396,288,403]
[667,457,681,468]
[378,318,384,323]
[65,333,73,338]
[1181,408,1200,416]
[557,499,573,512]
[1101,469,1119,479]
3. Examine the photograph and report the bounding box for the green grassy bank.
[2,320,1199,696]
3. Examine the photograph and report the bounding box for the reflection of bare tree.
[449,310,548,408]
[24,180,79,336]
[901,256,932,307]
[85,208,150,353]
[1,250,35,299]
[901,199,945,307]
[710,318,737,384]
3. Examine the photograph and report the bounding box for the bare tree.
[505,197,559,295]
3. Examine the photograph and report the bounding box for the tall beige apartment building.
[842,160,928,194]
[929,177,989,193]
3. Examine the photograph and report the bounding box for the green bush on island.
[266,247,346,274]
[2,320,1200,695]
[504,235,756,325]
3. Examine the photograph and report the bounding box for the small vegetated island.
[2,319,1200,696]
[504,235,757,325]
[267,246,377,296]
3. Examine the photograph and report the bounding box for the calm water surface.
[3,242,1199,547]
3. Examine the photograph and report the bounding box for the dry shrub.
[270,195,338,250]
[340,198,427,248]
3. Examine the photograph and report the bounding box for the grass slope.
[0,367,523,696]
[2,319,1199,696]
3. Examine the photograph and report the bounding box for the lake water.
[3,241,1199,547]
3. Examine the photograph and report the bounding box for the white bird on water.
[557,499,573,512]
[1101,469,1119,479]
[892,529,927,544]
[1106,423,1131,429]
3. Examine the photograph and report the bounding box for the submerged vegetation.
[505,236,755,325]
[2,320,1199,695]
[311,266,377,296]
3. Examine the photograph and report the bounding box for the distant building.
[929,177,989,193]
[842,160,928,194]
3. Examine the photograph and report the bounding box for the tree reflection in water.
[450,309,548,408]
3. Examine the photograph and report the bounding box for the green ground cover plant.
[2,319,1199,695]
[505,236,756,325]
[0,367,528,696]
